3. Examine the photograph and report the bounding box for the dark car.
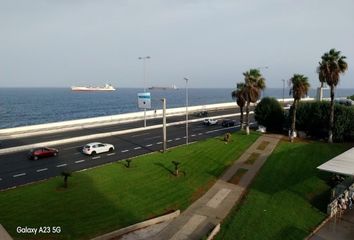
[195,111,208,117]
[28,147,59,160]
[222,119,236,127]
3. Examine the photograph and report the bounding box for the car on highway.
[28,147,59,160]
[82,142,115,156]
[203,118,218,126]
[221,119,236,127]
[195,111,208,117]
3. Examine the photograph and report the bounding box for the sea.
[0,88,353,129]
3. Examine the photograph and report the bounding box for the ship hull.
[71,86,116,91]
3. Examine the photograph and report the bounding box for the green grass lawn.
[216,139,352,240]
[0,132,259,240]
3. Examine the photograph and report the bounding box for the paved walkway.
[309,209,354,240]
[145,134,282,240]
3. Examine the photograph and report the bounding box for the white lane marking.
[183,136,187,138]
[198,133,203,135]
[75,159,85,163]
[145,136,160,140]
[175,138,181,141]
[56,164,67,168]
[107,153,116,156]
[0,177,2,181]
[92,156,101,160]
[157,142,162,145]
[13,173,26,178]
[191,134,196,137]
[36,168,48,172]
[134,147,142,150]
[131,132,150,138]
[121,150,129,153]
[145,144,153,147]
[167,139,173,142]
[62,145,82,151]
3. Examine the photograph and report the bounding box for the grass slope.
[216,140,352,240]
[0,132,259,240]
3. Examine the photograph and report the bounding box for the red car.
[28,147,59,160]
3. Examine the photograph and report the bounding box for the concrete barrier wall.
[91,210,180,240]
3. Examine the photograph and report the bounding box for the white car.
[82,142,115,156]
[203,118,218,126]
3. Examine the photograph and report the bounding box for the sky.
[0,0,353,88]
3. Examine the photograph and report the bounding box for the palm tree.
[243,69,266,135]
[289,74,310,142]
[317,49,348,143]
[231,83,246,129]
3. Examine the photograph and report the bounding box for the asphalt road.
[0,107,243,149]
[0,114,256,190]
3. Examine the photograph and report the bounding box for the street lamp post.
[138,56,151,127]
[184,77,189,145]
[282,79,285,105]
[161,98,167,152]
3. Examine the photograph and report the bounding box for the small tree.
[172,161,180,176]
[126,159,132,168]
[61,171,72,188]
[224,132,232,143]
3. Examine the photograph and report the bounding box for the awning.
[317,147,354,176]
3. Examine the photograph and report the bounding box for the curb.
[90,210,180,240]
[206,223,220,240]
[304,215,332,240]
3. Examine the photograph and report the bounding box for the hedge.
[293,101,354,142]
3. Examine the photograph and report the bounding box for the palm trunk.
[328,85,335,143]
[290,99,297,142]
[245,101,250,135]
[240,106,244,130]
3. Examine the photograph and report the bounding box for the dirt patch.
[257,141,270,150]
[190,180,216,203]
[228,168,248,185]
[245,153,260,165]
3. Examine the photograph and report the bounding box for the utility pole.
[161,98,167,152]
[282,79,285,105]
[138,56,150,127]
[184,77,189,145]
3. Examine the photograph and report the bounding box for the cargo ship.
[71,84,116,92]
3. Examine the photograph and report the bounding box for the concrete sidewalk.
[147,134,282,240]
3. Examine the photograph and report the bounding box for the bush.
[347,94,354,101]
[294,101,354,142]
[224,132,232,143]
[255,97,284,132]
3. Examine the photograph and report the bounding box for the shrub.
[347,94,354,101]
[294,101,354,141]
[255,97,284,132]
[224,133,232,143]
